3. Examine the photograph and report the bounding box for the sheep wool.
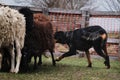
[0,6,26,73]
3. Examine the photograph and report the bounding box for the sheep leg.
[38,54,42,66]
[85,51,92,67]
[50,50,56,66]
[33,56,37,69]
[14,40,22,73]
[0,52,2,69]
[10,46,15,73]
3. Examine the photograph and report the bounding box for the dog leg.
[85,51,92,67]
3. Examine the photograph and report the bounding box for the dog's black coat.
[54,25,110,68]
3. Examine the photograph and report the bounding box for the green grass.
[0,57,120,80]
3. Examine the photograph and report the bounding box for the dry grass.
[108,32,119,39]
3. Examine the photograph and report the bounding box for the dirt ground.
[54,43,118,55]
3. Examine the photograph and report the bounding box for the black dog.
[54,25,110,69]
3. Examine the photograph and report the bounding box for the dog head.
[54,31,67,44]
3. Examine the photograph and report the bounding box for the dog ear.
[100,33,107,40]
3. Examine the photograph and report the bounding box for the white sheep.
[0,5,25,73]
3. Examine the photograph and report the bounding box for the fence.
[48,10,120,57]
[89,12,120,57]
[49,11,82,32]
[10,6,120,58]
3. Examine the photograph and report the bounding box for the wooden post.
[81,11,90,28]
[81,11,86,28]
[42,8,49,15]
[78,11,90,58]
[86,11,90,27]
[118,30,120,60]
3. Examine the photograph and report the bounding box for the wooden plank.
[48,8,82,15]
[107,38,119,44]
[90,11,120,16]
[9,5,120,16]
